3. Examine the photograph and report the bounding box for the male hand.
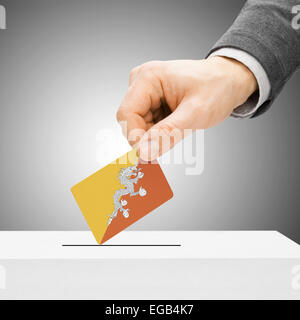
[117,57,258,161]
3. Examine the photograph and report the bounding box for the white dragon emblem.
[107,165,147,225]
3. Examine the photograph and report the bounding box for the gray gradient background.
[0,0,299,242]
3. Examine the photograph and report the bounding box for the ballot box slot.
[61,244,182,247]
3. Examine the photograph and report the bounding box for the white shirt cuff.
[209,48,271,118]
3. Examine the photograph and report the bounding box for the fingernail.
[139,139,159,161]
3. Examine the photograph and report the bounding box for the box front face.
[1,259,300,300]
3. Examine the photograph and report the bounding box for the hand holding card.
[71,149,173,244]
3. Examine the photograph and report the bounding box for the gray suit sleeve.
[208,0,300,118]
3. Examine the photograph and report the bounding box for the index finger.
[116,72,163,146]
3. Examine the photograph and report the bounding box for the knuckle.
[129,66,140,78]
[156,122,183,147]
[140,61,162,75]
[136,61,165,84]
[158,122,181,141]
[159,122,178,134]
[138,68,155,83]
[116,108,126,122]
[141,69,155,81]
[143,60,161,69]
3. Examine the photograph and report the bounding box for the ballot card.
[71,149,173,244]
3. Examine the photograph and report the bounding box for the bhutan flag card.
[71,149,173,244]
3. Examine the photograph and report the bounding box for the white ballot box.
[0,231,300,300]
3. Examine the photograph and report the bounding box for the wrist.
[208,56,258,106]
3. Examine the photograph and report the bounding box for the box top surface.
[0,231,300,259]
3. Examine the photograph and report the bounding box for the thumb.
[138,99,198,161]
